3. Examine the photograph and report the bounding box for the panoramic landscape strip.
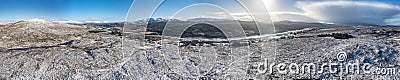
[0,0,400,79]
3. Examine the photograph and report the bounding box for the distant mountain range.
[3,18,399,27]
[3,18,399,35]
[187,18,235,22]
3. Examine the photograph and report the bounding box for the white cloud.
[175,12,253,21]
[86,21,102,23]
[24,18,47,22]
[263,0,302,12]
[103,21,112,23]
[265,0,400,25]
[53,20,83,24]
[270,12,316,22]
[298,1,400,25]
[385,16,400,25]
[0,21,13,25]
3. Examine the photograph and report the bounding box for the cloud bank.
[53,20,83,24]
[268,1,400,25]
[264,0,302,12]
[270,12,315,22]
[300,1,400,25]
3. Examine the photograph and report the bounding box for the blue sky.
[0,0,133,22]
[0,0,400,25]
[0,0,250,23]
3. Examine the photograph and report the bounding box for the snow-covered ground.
[1,20,399,79]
